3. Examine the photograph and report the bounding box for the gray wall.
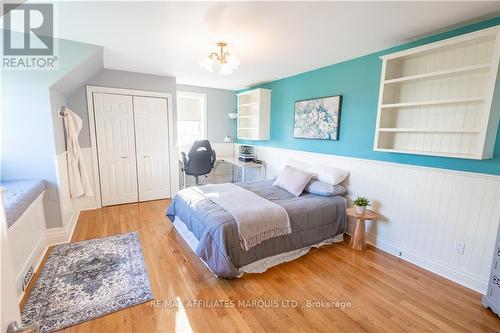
[1,37,103,228]
[51,48,104,154]
[68,69,177,148]
[177,84,236,143]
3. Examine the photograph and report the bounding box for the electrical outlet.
[454,241,465,255]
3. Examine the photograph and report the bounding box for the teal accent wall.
[238,17,500,175]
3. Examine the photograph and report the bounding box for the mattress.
[1,179,45,228]
[166,180,346,278]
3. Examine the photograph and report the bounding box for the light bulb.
[199,57,214,72]
[226,54,240,69]
[219,63,233,75]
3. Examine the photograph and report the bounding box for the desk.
[216,158,265,182]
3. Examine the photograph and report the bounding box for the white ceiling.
[56,1,500,90]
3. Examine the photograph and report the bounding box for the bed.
[166,179,346,278]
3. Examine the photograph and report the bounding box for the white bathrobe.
[63,108,94,198]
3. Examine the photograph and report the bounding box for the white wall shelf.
[237,88,271,140]
[381,98,485,109]
[374,26,500,159]
[378,128,480,133]
[383,63,491,84]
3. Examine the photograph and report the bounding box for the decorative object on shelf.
[293,95,342,140]
[352,196,370,215]
[346,208,379,251]
[236,88,271,140]
[228,112,238,119]
[224,135,233,143]
[373,26,500,159]
[200,42,240,75]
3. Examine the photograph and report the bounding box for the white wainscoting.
[46,153,81,245]
[238,144,500,293]
[6,192,47,299]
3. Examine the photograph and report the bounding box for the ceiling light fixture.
[200,42,239,75]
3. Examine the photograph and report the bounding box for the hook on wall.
[58,106,68,117]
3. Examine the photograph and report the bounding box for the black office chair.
[181,140,216,186]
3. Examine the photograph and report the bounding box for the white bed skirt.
[172,217,344,277]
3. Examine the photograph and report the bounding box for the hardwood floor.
[24,200,499,332]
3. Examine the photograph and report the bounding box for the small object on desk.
[345,208,379,251]
[239,145,255,162]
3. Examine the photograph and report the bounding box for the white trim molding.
[85,85,178,208]
[238,144,500,293]
[45,209,80,246]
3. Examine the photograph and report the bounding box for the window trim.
[176,91,208,143]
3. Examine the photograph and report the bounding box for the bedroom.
[1,1,500,332]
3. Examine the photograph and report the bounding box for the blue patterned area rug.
[22,232,153,333]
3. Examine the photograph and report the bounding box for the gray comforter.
[166,180,346,278]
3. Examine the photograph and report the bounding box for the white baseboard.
[396,245,488,293]
[346,221,488,293]
[45,209,80,246]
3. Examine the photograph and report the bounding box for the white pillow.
[276,159,310,175]
[309,164,349,185]
[272,165,313,196]
[286,159,311,172]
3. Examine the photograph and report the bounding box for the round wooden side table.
[346,208,379,251]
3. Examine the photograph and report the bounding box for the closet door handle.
[121,156,128,159]
[143,155,151,158]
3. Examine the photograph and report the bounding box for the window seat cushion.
[1,179,45,228]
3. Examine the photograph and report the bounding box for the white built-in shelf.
[373,26,500,160]
[383,63,491,84]
[238,102,258,107]
[375,148,478,159]
[378,128,480,133]
[381,98,485,109]
[237,88,271,140]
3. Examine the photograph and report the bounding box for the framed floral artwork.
[293,95,342,140]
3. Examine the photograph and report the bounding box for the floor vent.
[22,265,34,291]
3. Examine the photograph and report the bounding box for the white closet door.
[133,96,171,201]
[93,93,139,206]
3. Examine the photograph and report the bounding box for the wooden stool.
[346,208,379,251]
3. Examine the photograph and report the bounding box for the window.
[176,92,207,146]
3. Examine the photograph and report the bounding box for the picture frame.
[293,95,342,140]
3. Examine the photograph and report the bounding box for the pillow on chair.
[272,165,313,196]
